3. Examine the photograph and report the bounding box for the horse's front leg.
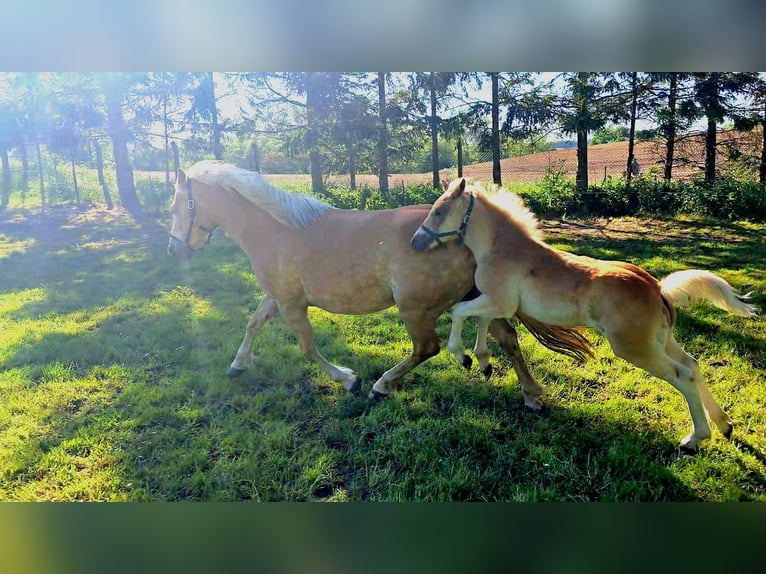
[473,317,494,379]
[279,302,362,393]
[227,295,280,377]
[448,294,507,370]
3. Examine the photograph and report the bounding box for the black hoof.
[461,355,473,370]
[368,389,388,403]
[723,424,734,440]
[482,364,493,380]
[348,376,362,395]
[226,366,247,378]
[679,444,698,456]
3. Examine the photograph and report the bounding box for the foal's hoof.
[722,422,734,440]
[368,389,388,403]
[461,355,473,370]
[482,364,493,380]
[226,366,247,378]
[679,442,699,456]
[347,376,362,395]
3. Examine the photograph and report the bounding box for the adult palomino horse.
[411,178,758,453]
[167,161,591,403]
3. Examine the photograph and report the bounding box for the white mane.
[186,160,335,229]
[469,180,542,241]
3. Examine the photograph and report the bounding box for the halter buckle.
[187,199,195,210]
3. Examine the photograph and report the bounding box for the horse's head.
[168,169,217,261]
[411,177,474,252]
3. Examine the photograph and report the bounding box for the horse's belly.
[304,281,395,315]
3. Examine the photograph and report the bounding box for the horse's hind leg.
[279,302,361,393]
[488,319,545,411]
[369,311,440,399]
[227,295,280,377]
[665,337,733,439]
[611,336,711,453]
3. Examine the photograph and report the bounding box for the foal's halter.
[170,179,216,248]
[418,193,475,246]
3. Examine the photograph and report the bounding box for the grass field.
[1,205,765,501]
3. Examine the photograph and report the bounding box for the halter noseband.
[418,193,475,246]
[170,178,215,248]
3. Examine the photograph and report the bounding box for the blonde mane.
[467,180,542,241]
[186,160,335,228]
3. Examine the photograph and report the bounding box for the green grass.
[1,206,765,501]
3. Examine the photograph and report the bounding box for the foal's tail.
[660,270,759,318]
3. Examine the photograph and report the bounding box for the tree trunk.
[760,111,766,185]
[70,153,80,205]
[377,72,389,199]
[207,73,223,160]
[36,140,46,206]
[348,138,357,190]
[664,73,678,182]
[93,139,114,209]
[19,139,29,197]
[430,73,440,189]
[705,117,717,184]
[171,140,180,185]
[491,72,501,185]
[250,140,261,173]
[0,147,10,211]
[104,83,142,216]
[576,129,588,192]
[626,72,638,187]
[457,136,464,178]
[163,92,171,196]
[304,73,325,196]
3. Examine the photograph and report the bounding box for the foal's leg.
[473,317,494,379]
[611,336,711,453]
[448,295,507,369]
[227,295,280,377]
[369,310,441,399]
[488,319,545,411]
[279,302,361,393]
[665,337,733,439]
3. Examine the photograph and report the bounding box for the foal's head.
[168,169,217,261]
[410,178,474,252]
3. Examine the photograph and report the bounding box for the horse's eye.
[434,209,442,217]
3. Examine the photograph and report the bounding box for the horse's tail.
[659,270,758,318]
[516,312,595,364]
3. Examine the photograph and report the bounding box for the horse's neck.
[213,191,287,249]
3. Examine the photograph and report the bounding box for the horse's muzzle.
[410,228,433,252]
[167,236,193,261]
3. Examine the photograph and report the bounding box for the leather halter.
[170,178,215,248]
[418,193,474,246]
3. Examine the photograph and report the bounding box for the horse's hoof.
[523,396,544,412]
[679,443,698,456]
[461,355,473,370]
[368,389,388,403]
[722,422,734,440]
[348,376,362,395]
[226,366,247,378]
[482,364,493,379]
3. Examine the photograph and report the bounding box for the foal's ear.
[176,169,187,188]
[441,179,449,191]
[449,178,466,198]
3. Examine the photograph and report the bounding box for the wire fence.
[265,130,763,191]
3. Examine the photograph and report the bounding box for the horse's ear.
[176,169,187,188]
[441,179,449,191]
[453,178,466,197]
